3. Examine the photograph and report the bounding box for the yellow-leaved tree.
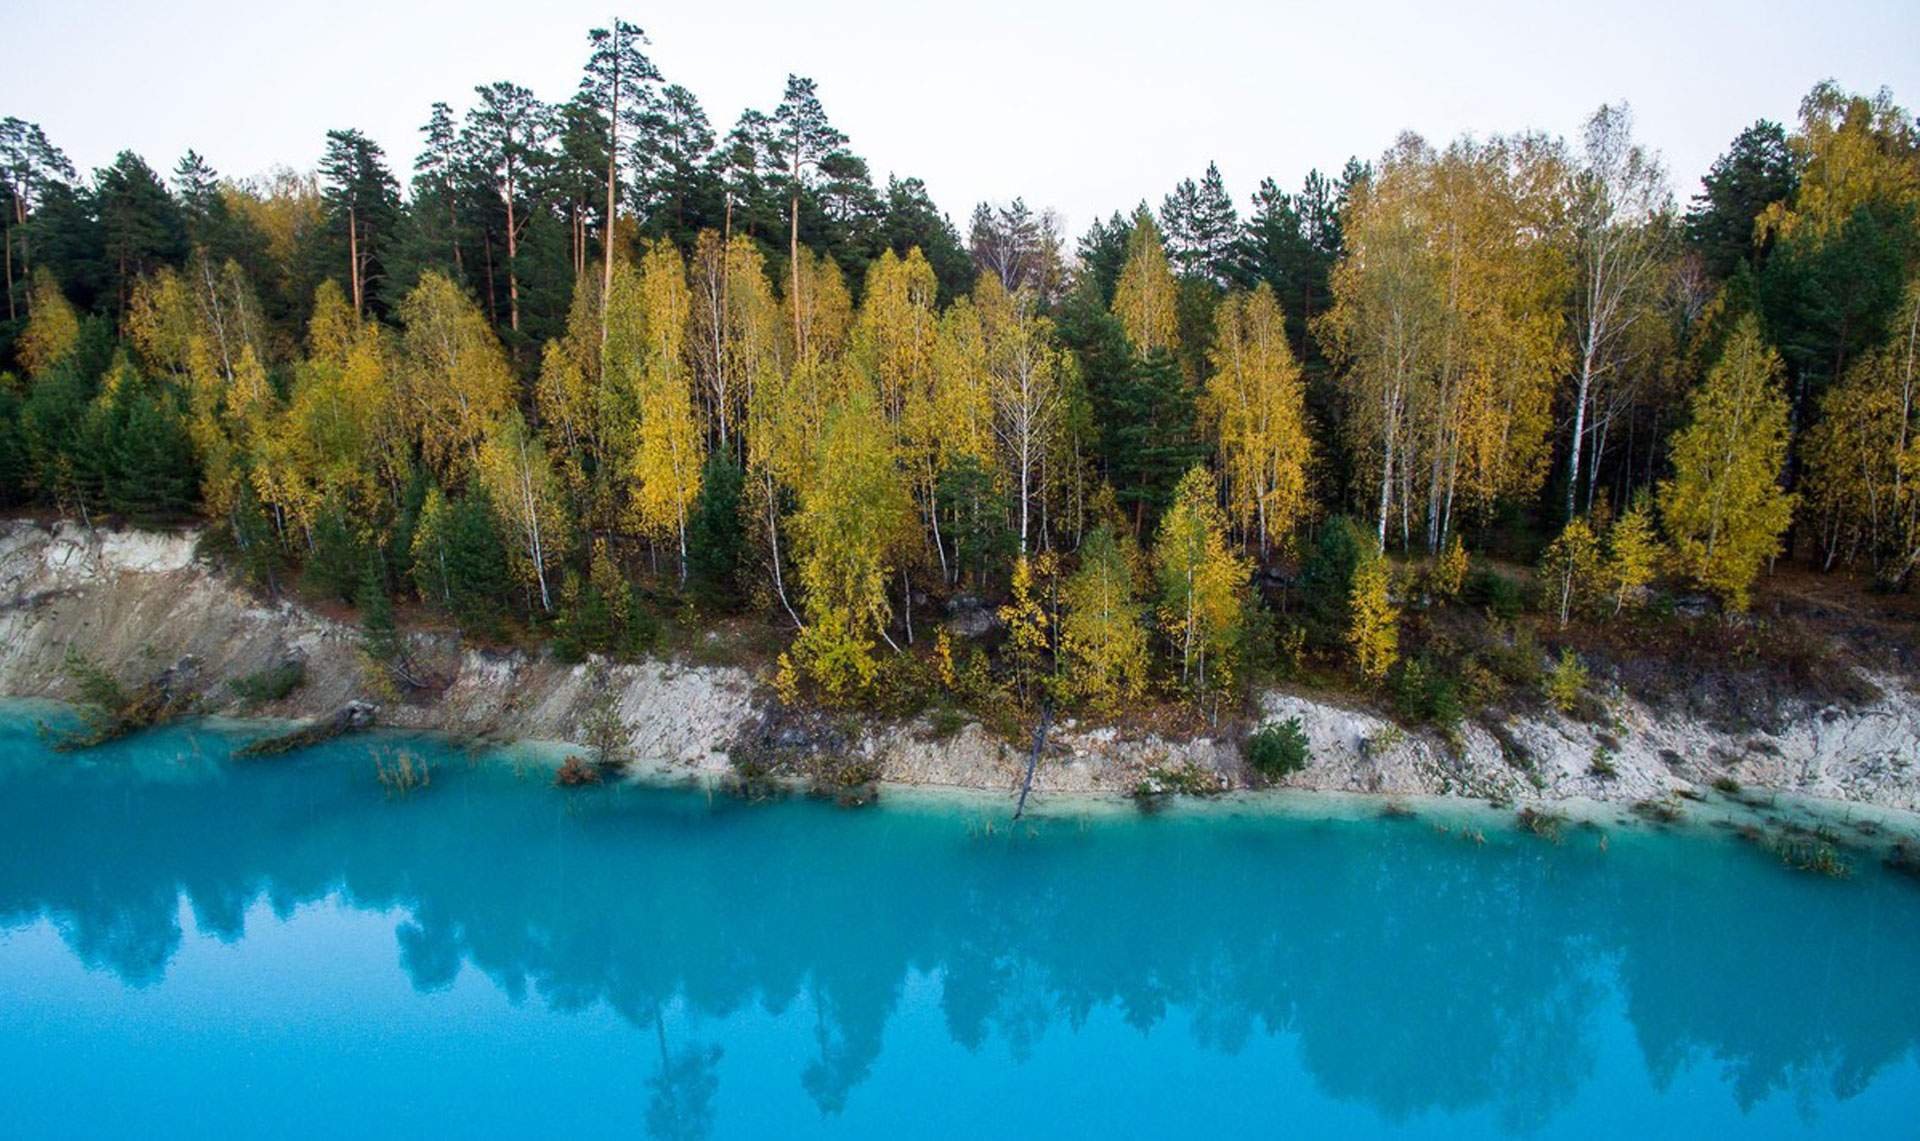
[849,247,942,572]
[688,231,783,451]
[535,274,604,514]
[1604,497,1662,613]
[125,257,272,536]
[979,275,1066,553]
[1346,548,1400,683]
[1207,282,1312,555]
[786,245,851,367]
[628,242,705,583]
[1540,516,1603,626]
[1431,533,1469,600]
[475,410,570,614]
[847,248,938,428]
[997,552,1055,707]
[17,268,78,377]
[396,271,515,481]
[1111,208,1179,357]
[1061,523,1149,710]
[1657,315,1796,610]
[263,283,404,540]
[790,390,912,700]
[1319,132,1568,552]
[1758,83,1920,251]
[1152,466,1249,702]
[1801,278,1919,586]
[918,293,995,584]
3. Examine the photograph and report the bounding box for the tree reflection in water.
[1,716,1917,1136]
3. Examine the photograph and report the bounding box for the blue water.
[3,709,1919,1139]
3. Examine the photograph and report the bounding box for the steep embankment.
[2,520,1917,811]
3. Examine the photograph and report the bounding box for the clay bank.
[3,520,1917,814]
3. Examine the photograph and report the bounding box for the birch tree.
[1207,283,1313,555]
[688,230,783,451]
[1320,132,1568,551]
[1565,104,1674,517]
[1802,278,1920,584]
[1152,466,1249,700]
[629,241,705,583]
[790,390,911,698]
[476,411,569,613]
[1657,315,1796,610]
[1061,523,1149,709]
[396,271,516,479]
[1112,208,1179,356]
[979,276,1065,553]
[1318,138,1442,550]
[847,248,942,571]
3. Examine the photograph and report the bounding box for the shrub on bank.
[1246,717,1310,779]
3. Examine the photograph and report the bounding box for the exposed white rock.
[3,519,1917,813]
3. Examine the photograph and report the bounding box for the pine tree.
[632,84,717,243]
[94,151,187,314]
[318,129,402,317]
[358,552,401,667]
[580,19,661,337]
[1685,121,1795,280]
[412,488,513,634]
[773,76,849,357]
[408,101,467,281]
[100,379,197,523]
[462,82,554,335]
[1160,161,1238,285]
[688,450,745,605]
[1,117,76,323]
[1159,177,1205,280]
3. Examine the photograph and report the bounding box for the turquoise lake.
[3,707,1919,1138]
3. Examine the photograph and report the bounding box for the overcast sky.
[4,0,1916,238]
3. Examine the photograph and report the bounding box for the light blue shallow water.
[3,708,1919,1139]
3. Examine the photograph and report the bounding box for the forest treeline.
[2,22,1917,717]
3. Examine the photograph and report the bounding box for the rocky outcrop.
[3,519,1918,813]
[0,521,754,776]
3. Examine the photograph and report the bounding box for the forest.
[2,20,1917,729]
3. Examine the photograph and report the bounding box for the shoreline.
[12,698,1919,857]
[5,519,1920,818]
